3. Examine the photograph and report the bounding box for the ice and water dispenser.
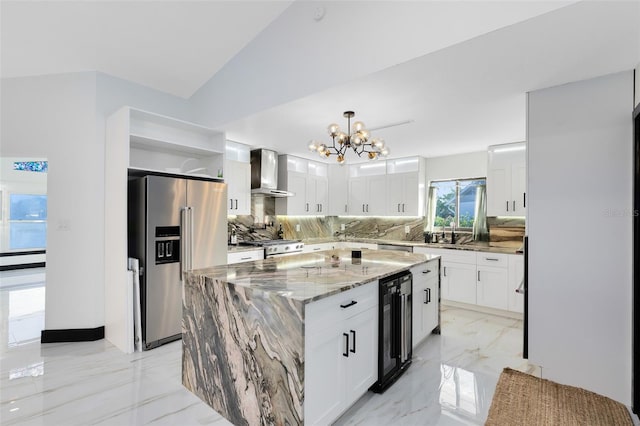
[154,226,180,264]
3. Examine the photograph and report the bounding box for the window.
[431,178,486,229]
[9,194,47,250]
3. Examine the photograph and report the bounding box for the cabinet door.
[425,274,439,334]
[328,164,349,215]
[412,266,428,347]
[226,160,238,215]
[511,162,526,216]
[443,261,477,304]
[305,324,346,425]
[348,177,367,215]
[306,176,318,213]
[401,173,420,216]
[234,161,251,215]
[367,175,388,215]
[476,266,508,310]
[387,174,405,215]
[345,308,378,405]
[315,176,329,214]
[508,255,525,313]
[487,166,509,216]
[287,172,309,215]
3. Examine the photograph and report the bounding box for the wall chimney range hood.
[250,149,293,197]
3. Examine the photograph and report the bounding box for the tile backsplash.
[486,216,525,248]
[227,198,526,245]
[228,197,427,242]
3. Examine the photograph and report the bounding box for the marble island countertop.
[190,249,438,304]
[183,249,439,425]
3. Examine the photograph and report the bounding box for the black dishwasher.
[371,270,412,393]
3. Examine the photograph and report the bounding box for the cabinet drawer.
[427,248,476,264]
[306,281,378,332]
[476,252,508,268]
[227,249,263,264]
[411,260,439,278]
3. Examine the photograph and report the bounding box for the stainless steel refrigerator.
[128,174,227,350]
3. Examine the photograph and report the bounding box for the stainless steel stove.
[240,239,304,257]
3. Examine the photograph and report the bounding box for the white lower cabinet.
[305,282,378,425]
[227,249,263,264]
[305,323,346,425]
[476,265,508,310]
[415,247,524,314]
[411,261,440,348]
[340,242,378,251]
[443,261,477,304]
[344,309,378,399]
[302,242,336,253]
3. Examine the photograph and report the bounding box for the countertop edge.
[189,252,440,305]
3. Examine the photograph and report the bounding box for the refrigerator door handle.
[187,206,194,270]
[180,207,188,282]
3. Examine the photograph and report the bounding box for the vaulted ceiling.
[2,1,639,161]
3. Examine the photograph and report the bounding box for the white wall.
[527,71,633,405]
[0,72,192,332]
[425,151,487,184]
[1,73,102,329]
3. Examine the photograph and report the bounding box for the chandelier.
[308,111,390,164]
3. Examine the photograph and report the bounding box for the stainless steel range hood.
[250,149,293,197]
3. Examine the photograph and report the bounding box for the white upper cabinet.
[385,157,425,216]
[327,164,349,216]
[225,160,251,215]
[225,141,251,216]
[348,162,388,216]
[487,142,526,217]
[307,161,329,214]
[124,108,225,177]
[276,155,328,215]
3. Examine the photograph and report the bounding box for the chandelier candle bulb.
[315,110,391,163]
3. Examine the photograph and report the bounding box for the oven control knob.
[285,246,289,251]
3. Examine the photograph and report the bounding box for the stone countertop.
[227,244,264,254]
[300,237,523,255]
[187,249,438,304]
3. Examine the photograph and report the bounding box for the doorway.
[0,158,47,350]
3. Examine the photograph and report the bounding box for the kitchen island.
[182,249,438,426]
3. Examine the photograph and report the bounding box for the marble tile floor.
[1,273,532,426]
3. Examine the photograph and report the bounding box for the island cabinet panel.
[411,260,440,348]
[305,323,346,425]
[182,275,304,426]
[305,281,378,426]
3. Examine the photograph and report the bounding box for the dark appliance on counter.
[240,239,304,258]
[128,174,227,350]
[372,270,413,393]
